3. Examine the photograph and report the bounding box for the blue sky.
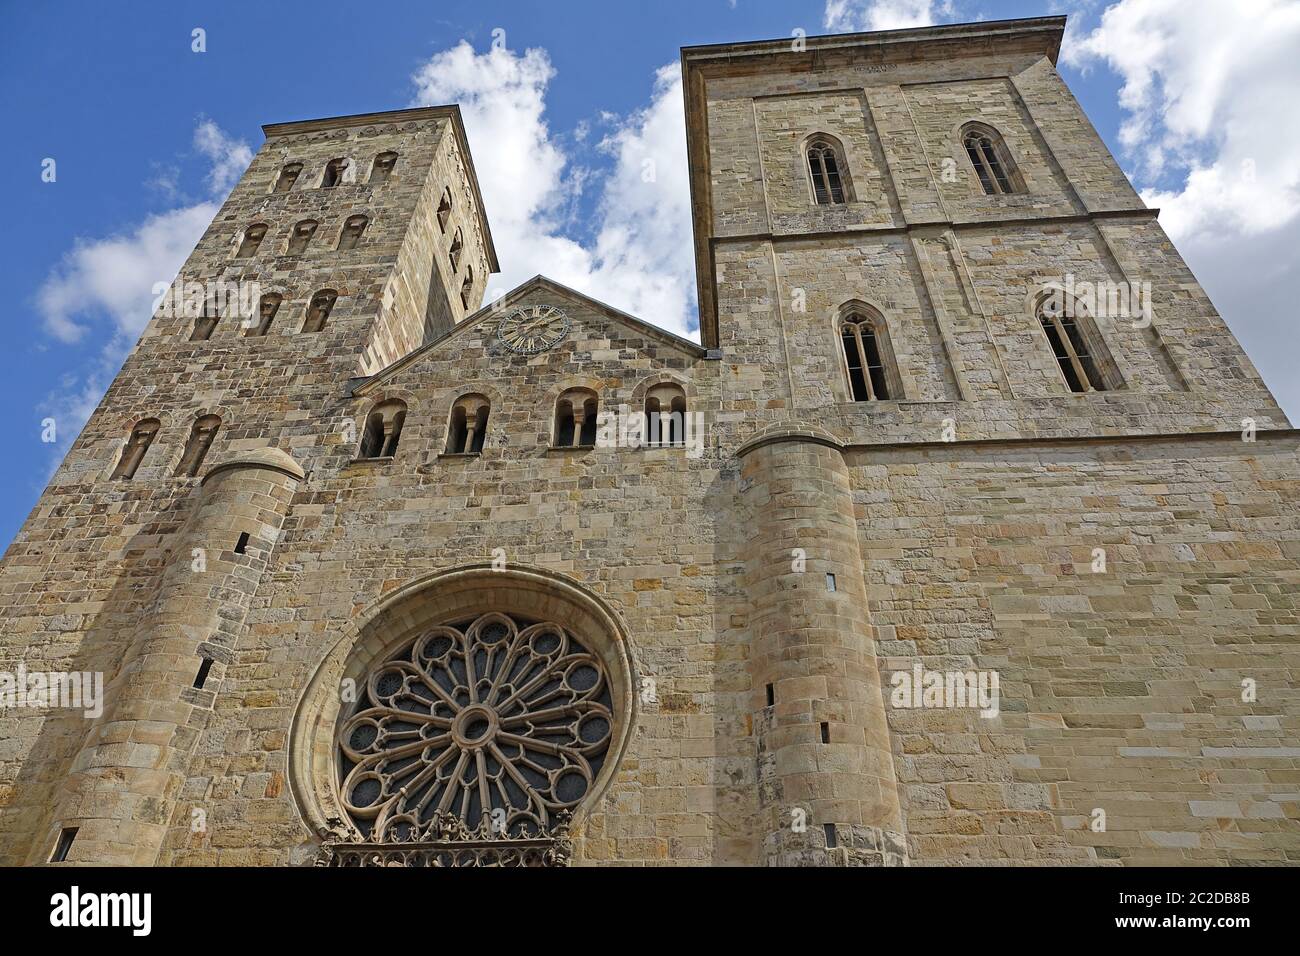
[2,0,1297,547]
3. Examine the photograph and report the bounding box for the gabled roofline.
[352,275,706,397]
[261,105,499,274]
[679,16,1068,349]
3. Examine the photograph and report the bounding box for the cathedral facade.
[2,16,1297,866]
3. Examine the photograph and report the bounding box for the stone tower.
[0,107,498,865]
[2,18,1297,867]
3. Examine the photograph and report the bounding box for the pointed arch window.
[807,140,847,205]
[358,400,407,459]
[246,293,282,337]
[111,418,160,480]
[839,306,901,402]
[644,383,687,448]
[337,214,368,251]
[1037,298,1116,393]
[273,163,302,193]
[176,414,220,477]
[437,187,453,232]
[962,124,1019,195]
[235,223,267,258]
[368,152,398,185]
[288,219,319,255]
[554,388,599,448]
[446,394,490,455]
[303,289,338,333]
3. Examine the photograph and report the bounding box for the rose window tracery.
[337,612,614,842]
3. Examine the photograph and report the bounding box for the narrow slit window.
[765,683,775,707]
[234,531,249,554]
[825,572,837,592]
[823,823,838,849]
[820,722,830,744]
[193,657,214,690]
[460,266,473,311]
[50,827,78,863]
[449,228,463,272]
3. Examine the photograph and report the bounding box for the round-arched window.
[336,611,615,841]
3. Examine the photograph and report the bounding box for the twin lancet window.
[274,153,398,193]
[840,307,899,402]
[357,400,407,460]
[1038,300,1112,393]
[962,124,1020,196]
[446,394,491,455]
[554,389,598,448]
[807,140,847,205]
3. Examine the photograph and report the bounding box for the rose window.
[337,612,614,841]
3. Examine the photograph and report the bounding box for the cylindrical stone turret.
[35,448,303,865]
[739,426,905,866]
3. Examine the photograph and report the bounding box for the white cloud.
[410,41,697,337]
[35,121,250,461]
[37,202,217,344]
[1064,0,1300,419]
[194,118,254,197]
[824,0,956,32]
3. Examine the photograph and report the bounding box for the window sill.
[347,455,395,466]
[437,452,481,460]
[547,444,597,453]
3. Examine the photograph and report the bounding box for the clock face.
[496,304,571,355]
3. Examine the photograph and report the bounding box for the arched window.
[446,394,490,455]
[235,223,267,258]
[368,152,398,185]
[449,227,463,272]
[303,290,337,333]
[437,187,453,232]
[554,388,599,448]
[460,266,474,310]
[337,214,368,251]
[807,140,847,205]
[321,158,349,188]
[839,306,901,401]
[357,400,407,459]
[644,383,687,448]
[273,163,302,193]
[1037,298,1113,393]
[246,293,281,337]
[287,219,318,255]
[962,124,1019,195]
[176,414,220,477]
[190,302,219,342]
[111,418,160,480]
